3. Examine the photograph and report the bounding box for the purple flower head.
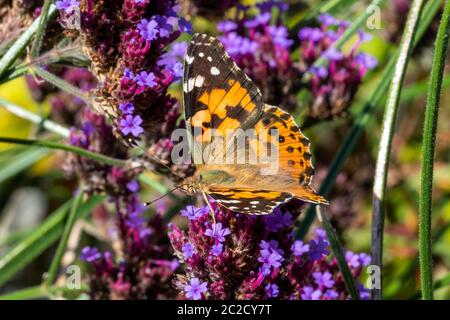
[313,271,335,288]
[358,31,372,42]
[265,209,293,232]
[268,25,293,48]
[120,115,144,137]
[325,289,339,299]
[80,246,101,263]
[210,243,223,257]
[182,242,196,260]
[184,278,208,300]
[301,286,322,300]
[135,71,157,88]
[126,211,146,229]
[258,240,284,275]
[204,222,231,242]
[244,12,272,28]
[137,19,159,41]
[119,102,135,115]
[310,66,329,78]
[180,205,208,221]
[178,17,193,34]
[298,27,324,42]
[319,13,338,26]
[309,237,330,260]
[154,15,172,38]
[126,180,140,193]
[217,20,238,32]
[324,48,344,61]
[355,53,378,70]
[171,62,183,79]
[265,283,279,298]
[292,240,310,257]
[123,68,135,80]
[315,228,327,240]
[359,253,371,267]
[56,0,79,13]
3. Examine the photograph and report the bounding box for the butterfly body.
[181,33,327,215]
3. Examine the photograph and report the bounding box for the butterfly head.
[177,177,202,195]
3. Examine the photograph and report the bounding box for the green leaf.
[0,5,57,78]
[0,148,49,184]
[0,196,105,289]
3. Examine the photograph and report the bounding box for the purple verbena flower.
[265,283,279,298]
[80,246,101,262]
[292,240,310,256]
[120,115,144,137]
[204,222,231,242]
[313,271,335,289]
[180,205,208,221]
[211,243,223,257]
[301,286,322,300]
[135,71,157,88]
[184,278,208,300]
[182,242,196,260]
[55,0,79,14]
[126,180,140,193]
[119,102,135,115]
[137,19,159,41]
[309,238,330,260]
[265,209,293,232]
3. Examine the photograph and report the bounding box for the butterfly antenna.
[145,187,180,206]
[146,154,186,181]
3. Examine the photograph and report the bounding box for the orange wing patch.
[254,105,315,186]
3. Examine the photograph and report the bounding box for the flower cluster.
[218,2,299,111]
[169,202,370,300]
[56,0,194,181]
[298,14,377,122]
[80,205,178,299]
[218,3,376,122]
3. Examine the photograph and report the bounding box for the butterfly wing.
[208,187,293,215]
[183,33,265,164]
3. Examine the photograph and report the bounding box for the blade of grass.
[296,0,442,239]
[0,195,104,289]
[0,285,46,300]
[32,68,90,103]
[45,185,85,286]
[0,98,70,137]
[317,206,360,299]
[418,0,450,300]
[0,148,49,184]
[30,0,53,58]
[0,137,127,167]
[0,4,57,78]
[371,0,425,300]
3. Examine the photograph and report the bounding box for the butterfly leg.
[201,190,217,232]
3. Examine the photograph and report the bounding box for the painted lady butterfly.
[180,33,327,215]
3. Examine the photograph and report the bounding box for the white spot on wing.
[211,67,220,75]
[184,75,204,92]
[250,201,259,204]
[185,55,194,64]
[199,52,204,57]
[207,56,212,62]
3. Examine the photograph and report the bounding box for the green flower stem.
[0,4,57,78]
[317,206,360,299]
[371,0,425,300]
[45,184,85,286]
[31,0,53,58]
[418,0,450,301]
[0,98,70,137]
[296,0,441,239]
[0,137,127,167]
[0,286,46,300]
[409,273,450,300]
